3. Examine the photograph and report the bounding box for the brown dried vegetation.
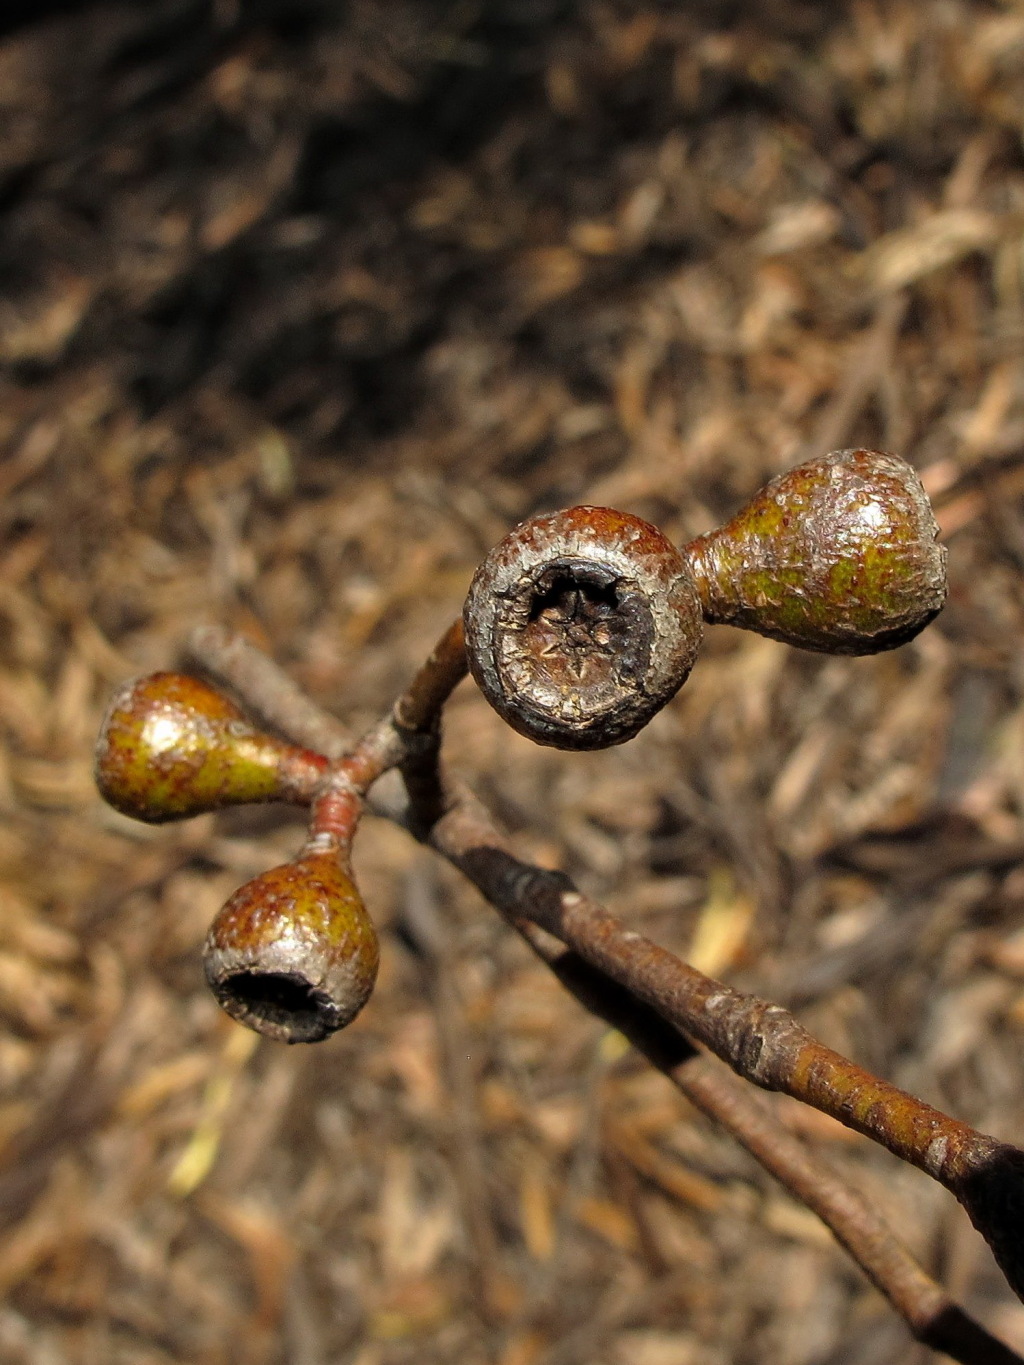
[5,1,1024,1361]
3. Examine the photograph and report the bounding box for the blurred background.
[4,1,1024,1361]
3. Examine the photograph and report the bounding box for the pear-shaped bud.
[464,505,704,749]
[683,448,947,654]
[203,848,380,1043]
[95,672,326,822]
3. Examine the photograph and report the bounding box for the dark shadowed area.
[4,1,1024,1362]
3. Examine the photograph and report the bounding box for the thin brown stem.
[392,617,468,734]
[188,627,1024,1359]
[673,1063,1022,1365]
[188,621,466,823]
[339,617,467,829]
[516,924,1022,1365]
[431,796,1024,1303]
[187,625,352,759]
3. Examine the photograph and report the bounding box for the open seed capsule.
[95,672,326,822]
[464,505,703,749]
[203,848,380,1043]
[683,448,947,654]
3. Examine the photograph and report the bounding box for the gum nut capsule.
[203,849,380,1044]
[682,448,948,654]
[463,505,704,749]
[95,672,325,822]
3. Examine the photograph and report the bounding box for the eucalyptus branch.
[527,931,1024,1365]
[95,450,1016,1362]
[185,623,1024,1365]
[429,786,1024,1309]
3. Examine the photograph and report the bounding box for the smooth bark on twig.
[434,806,1024,1305]
[188,624,1024,1364]
[187,625,352,759]
[391,618,468,734]
[518,927,1023,1365]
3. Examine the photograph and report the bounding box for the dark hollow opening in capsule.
[219,970,334,1043]
[527,570,619,624]
[514,562,649,695]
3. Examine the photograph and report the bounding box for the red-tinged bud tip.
[203,849,380,1043]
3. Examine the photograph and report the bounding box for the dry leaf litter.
[3,2,1024,1362]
